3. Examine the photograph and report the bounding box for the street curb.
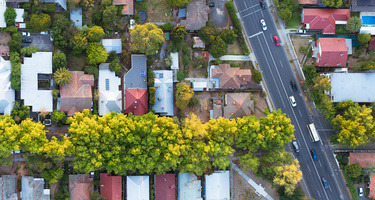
[287,34,305,80]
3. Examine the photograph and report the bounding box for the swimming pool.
[362,16,375,25]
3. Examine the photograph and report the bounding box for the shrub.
[4,7,17,25]
[20,46,39,57]
[299,46,308,54]
[162,22,173,31]
[109,59,122,76]
[188,96,200,107]
[177,71,185,81]
[278,8,292,21]
[52,89,59,100]
[51,109,67,127]
[84,66,99,80]
[44,3,56,12]
[53,53,67,72]
[183,55,190,66]
[5,26,18,34]
[252,69,262,83]
[149,86,156,108]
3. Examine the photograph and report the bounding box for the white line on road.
[329,186,332,192]
[319,160,323,168]
[317,190,321,198]
[241,9,263,19]
[307,165,311,172]
[244,1,247,8]
[299,110,302,117]
[279,60,283,68]
[249,32,263,39]
[238,4,258,13]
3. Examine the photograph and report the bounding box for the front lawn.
[335,25,351,34]
[286,10,300,29]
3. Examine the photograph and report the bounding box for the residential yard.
[84,0,101,25]
[290,35,313,64]
[136,0,173,22]
[0,32,11,45]
[66,52,86,71]
[286,11,301,29]
[233,171,265,200]
[227,40,244,55]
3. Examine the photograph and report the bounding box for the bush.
[53,53,67,72]
[183,55,190,66]
[162,22,173,31]
[44,3,56,12]
[12,33,22,43]
[5,26,18,34]
[51,109,67,127]
[299,46,308,54]
[27,13,51,32]
[52,89,59,100]
[109,59,122,76]
[252,69,262,83]
[84,66,99,80]
[188,96,200,107]
[149,86,156,108]
[4,7,17,25]
[20,46,39,57]
[177,71,185,82]
[278,8,292,21]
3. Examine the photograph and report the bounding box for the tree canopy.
[209,36,228,58]
[27,13,51,32]
[346,17,362,33]
[53,53,67,72]
[86,43,108,65]
[4,7,17,25]
[54,67,72,86]
[87,26,105,42]
[322,0,342,7]
[130,23,164,56]
[175,82,194,110]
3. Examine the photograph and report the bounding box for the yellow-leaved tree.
[130,23,164,56]
[175,82,194,110]
[273,159,303,195]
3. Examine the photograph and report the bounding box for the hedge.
[226,1,250,55]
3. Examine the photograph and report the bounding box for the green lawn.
[66,52,86,71]
[351,12,360,18]
[286,10,301,29]
[335,25,351,35]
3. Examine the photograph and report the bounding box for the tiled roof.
[152,70,173,116]
[125,88,148,116]
[214,93,254,119]
[22,176,49,200]
[211,64,251,89]
[180,0,209,30]
[69,174,93,200]
[60,71,94,116]
[112,0,133,15]
[299,0,318,4]
[349,152,375,168]
[100,173,122,200]
[315,38,348,67]
[0,175,17,200]
[154,174,176,200]
[99,63,122,116]
[0,57,14,115]
[302,9,350,34]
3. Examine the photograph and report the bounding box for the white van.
[359,187,363,197]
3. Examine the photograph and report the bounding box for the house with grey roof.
[101,39,122,54]
[99,63,122,116]
[42,0,67,10]
[0,175,18,200]
[152,70,173,116]
[178,173,202,200]
[70,8,82,27]
[180,0,209,31]
[0,57,15,115]
[331,73,375,103]
[21,176,50,200]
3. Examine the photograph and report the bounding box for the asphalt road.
[232,0,351,199]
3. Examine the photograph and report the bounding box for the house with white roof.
[21,52,53,112]
[205,171,230,200]
[98,63,122,116]
[178,173,202,200]
[171,52,179,82]
[101,39,122,53]
[152,70,173,116]
[0,57,15,115]
[15,9,24,23]
[0,0,6,28]
[126,176,149,200]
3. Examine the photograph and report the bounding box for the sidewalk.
[209,54,251,61]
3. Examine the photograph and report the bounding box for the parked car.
[209,2,215,7]
[310,149,317,161]
[22,32,30,37]
[290,80,297,92]
[260,19,267,31]
[321,178,328,189]
[22,38,32,43]
[292,141,300,153]
[289,96,296,107]
[273,35,280,46]
[297,29,306,34]
[40,31,49,35]
[358,187,364,197]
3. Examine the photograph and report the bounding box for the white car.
[40,31,49,35]
[289,96,296,107]
[22,32,30,36]
[260,19,267,31]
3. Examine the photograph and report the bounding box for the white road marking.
[241,9,263,19]
[299,110,302,117]
[238,4,258,13]
[329,186,332,192]
[307,165,311,172]
[244,1,247,8]
[317,190,321,198]
[279,60,283,68]
[319,160,323,168]
[249,32,263,39]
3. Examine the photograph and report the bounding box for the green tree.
[175,82,194,110]
[10,101,30,124]
[18,118,48,153]
[51,109,67,127]
[70,33,88,55]
[27,13,51,32]
[81,0,95,9]
[346,17,362,33]
[273,159,302,195]
[239,153,260,173]
[219,29,238,45]
[54,68,72,86]
[188,96,200,107]
[87,26,105,42]
[41,166,64,184]
[171,26,187,44]
[358,33,371,45]
[302,65,318,86]
[344,164,362,178]
[109,59,122,76]
[278,187,305,200]
[53,53,67,72]
[198,26,216,46]
[4,7,17,25]
[102,5,117,25]
[12,33,23,43]
[312,76,331,92]
[8,40,21,53]
[162,22,173,31]
[252,69,262,83]
[130,23,164,55]
[5,26,18,34]
[86,43,108,65]
[166,0,191,7]
[52,13,71,32]
[84,65,99,80]
[209,36,228,58]
[52,89,59,100]
[278,8,292,21]
[20,46,39,56]
[322,0,342,7]
[149,86,156,108]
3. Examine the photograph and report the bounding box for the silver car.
[260,19,267,31]
[289,96,297,107]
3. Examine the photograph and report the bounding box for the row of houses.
[0,172,229,200]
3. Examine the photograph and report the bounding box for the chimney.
[161,106,164,109]
[101,101,104,103]
[233,101,236,105]
[340,54,343,56]
[134,106,137,109]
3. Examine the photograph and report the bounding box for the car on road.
[273,35,280,46]
[358,187,364,196]
[310,149,317,161]
[40,31,49,35]
[22,32,30,37]
[209,2,215,7]
[321,178,328,189]
[22,38,32,43]
[297,29,306,34]
[260,19,267,31]
[290,80,297,92]
[289,96,296,107]
[292,141,300,153]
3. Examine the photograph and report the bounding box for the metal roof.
[126,176,149,200]
[178,173,202,200]
[101,39,122,53]
[0,57,15,115]
[125,54,147,89]
[205,171,230,200]
[152,70,173,116]
[331,73,375,102]
[99,63,122,116]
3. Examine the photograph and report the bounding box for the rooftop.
[69,174,93,200]
[125,88,148,116]
[205,171,230,200]
[0,0,5,28]
[101,39,122,54]
[0,175,17,200]
[126,176,149,200]
[331,73,375,103]
[178,173,201,200]
[370,174,375,199]
[100,173,122,200]
[70,8,82,27]
[15,8,24,22]
[99,63,122,116]
[22,176,50,200]
[211,64,252,89]
[302,9,350,34]
[21,52,53,112]
[152,70,173,116]
[0,57,14,115]
[214,93,254,119]
[315,38,348,67]
[180,0,209,30]
[369,37,375,51]
[349,152,375,168]
[42,0,67,10]
[299,0,318,4]
[154,174,176,200]
[112,0,133,15]
[125,54,147,89]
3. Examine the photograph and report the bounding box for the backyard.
[135,0,173,22]
[66,52,86,71]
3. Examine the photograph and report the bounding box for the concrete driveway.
[209,0,229,28]
[26,34,54,52]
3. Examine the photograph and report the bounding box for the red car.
[274,35,281,46]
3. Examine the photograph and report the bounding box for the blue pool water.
[362,16,375,25]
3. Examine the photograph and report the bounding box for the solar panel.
[140,70,145,76]
[105,79,109,91]
[159,73,163,78]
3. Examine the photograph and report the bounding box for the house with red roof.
[69,174,93,200]
[302,9,350,34]
[154,174,176,200]
[60,71,94,116]
[112,0,133,15]
[124,55,148,116]
[210,64,252,89]
[213,93,254,119]
[312,38,348,67]
[100,173,122,200]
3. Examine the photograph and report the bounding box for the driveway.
[25,34,54,52]
[209,0,229,29]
